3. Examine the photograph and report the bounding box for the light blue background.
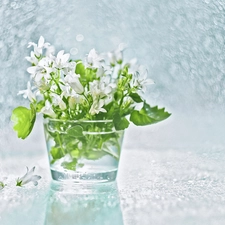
[1,1,225,224]
[1,0,225,155]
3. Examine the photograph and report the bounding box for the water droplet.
[70,48,78,55]
[10,2,16,8]
[118,43,126,51]
[76,34,84,42]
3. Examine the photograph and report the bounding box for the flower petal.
[38,36,45,48]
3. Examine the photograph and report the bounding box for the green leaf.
[113,112,130,130]
[129,93,143,103]
[114,91,123,102]
[141,102,171,121]
[85,150,107,160]
[36,100,45,112]
[130,110,153,125]
[50,147,64,160]
[11,104,36,139]
[130,102,171,126]
[61,160,77,170]
[71,149,79,158]
[75,60,86,77]
[67,125,84,137]
[104,102,119,118]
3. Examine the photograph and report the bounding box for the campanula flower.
[16,167,41,187]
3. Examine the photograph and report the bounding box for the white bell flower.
[60,83,71,98]
[127,58,138,74]
[63,61,77,75]
[27,66,47,83]
[68,93,84,109]
[35,78,51,92]
[64,71,84,94]
[27,56,54,83]
[27,36,50,58]
[89,99,107,115]
[41,100,57,118]
[85,48,103,68]
[107,43,126,66]
[25,51,39,65]
[131,68,154,92]
[108,49,123,66]
[46,45,55,57]
[96,67,104,77]
[17,81,36,102]
[54,50,70,69]
[51,93,67,110]
[16,167,41,187]
[89,75,115,101]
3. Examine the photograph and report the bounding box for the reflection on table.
[45,181,124,225]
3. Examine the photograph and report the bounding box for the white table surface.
[1,146,225,225]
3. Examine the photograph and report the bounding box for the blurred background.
[1,1,225,224]
[1,0,225,157]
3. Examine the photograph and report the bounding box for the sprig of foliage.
[11,36,171,171]
[11,36,171,139]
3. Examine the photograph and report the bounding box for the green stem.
[51,70,61,93]
[82,93,90,106]
[119,91,129,107]
[56,132,65,155]
[102,146,119,160]
[117,63,122,79]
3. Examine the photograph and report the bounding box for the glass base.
[51,168,118,183]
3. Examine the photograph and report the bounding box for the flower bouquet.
[11,36,171,182]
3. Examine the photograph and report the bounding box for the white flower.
[37,36,49,49]
[101,75,116,90]
[41,100,57,118]
[89,99,106,115]
[68,94,84,109]
[17,81,36,102]
[54,50,70,69]
[107,43,126,66]
[46,45,55,57]
[131,68,154,92]
[27,66,41,81]
[25,51,39,65]
[27,36,50,57]
[85,49,103,68]
[27,56,54,82]
[63,61,77,75]
[89,75,115,100]
[50,84,58,93]
[16,167,41,187]
[127,58,138,73]
[104,94,114,105]
[38,58,55,76]
[96,66,113,77]
[64,71,84,94]
[51,93,67,110]
[108,49,123,65]
[35,79,51,92]
[60,83,72,98]
[60,83,84,109]
[89,80,101,98]
[96,67,104,77]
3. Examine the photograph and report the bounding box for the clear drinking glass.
[44,118,124,183]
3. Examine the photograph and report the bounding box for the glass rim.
[43,118,113,123]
